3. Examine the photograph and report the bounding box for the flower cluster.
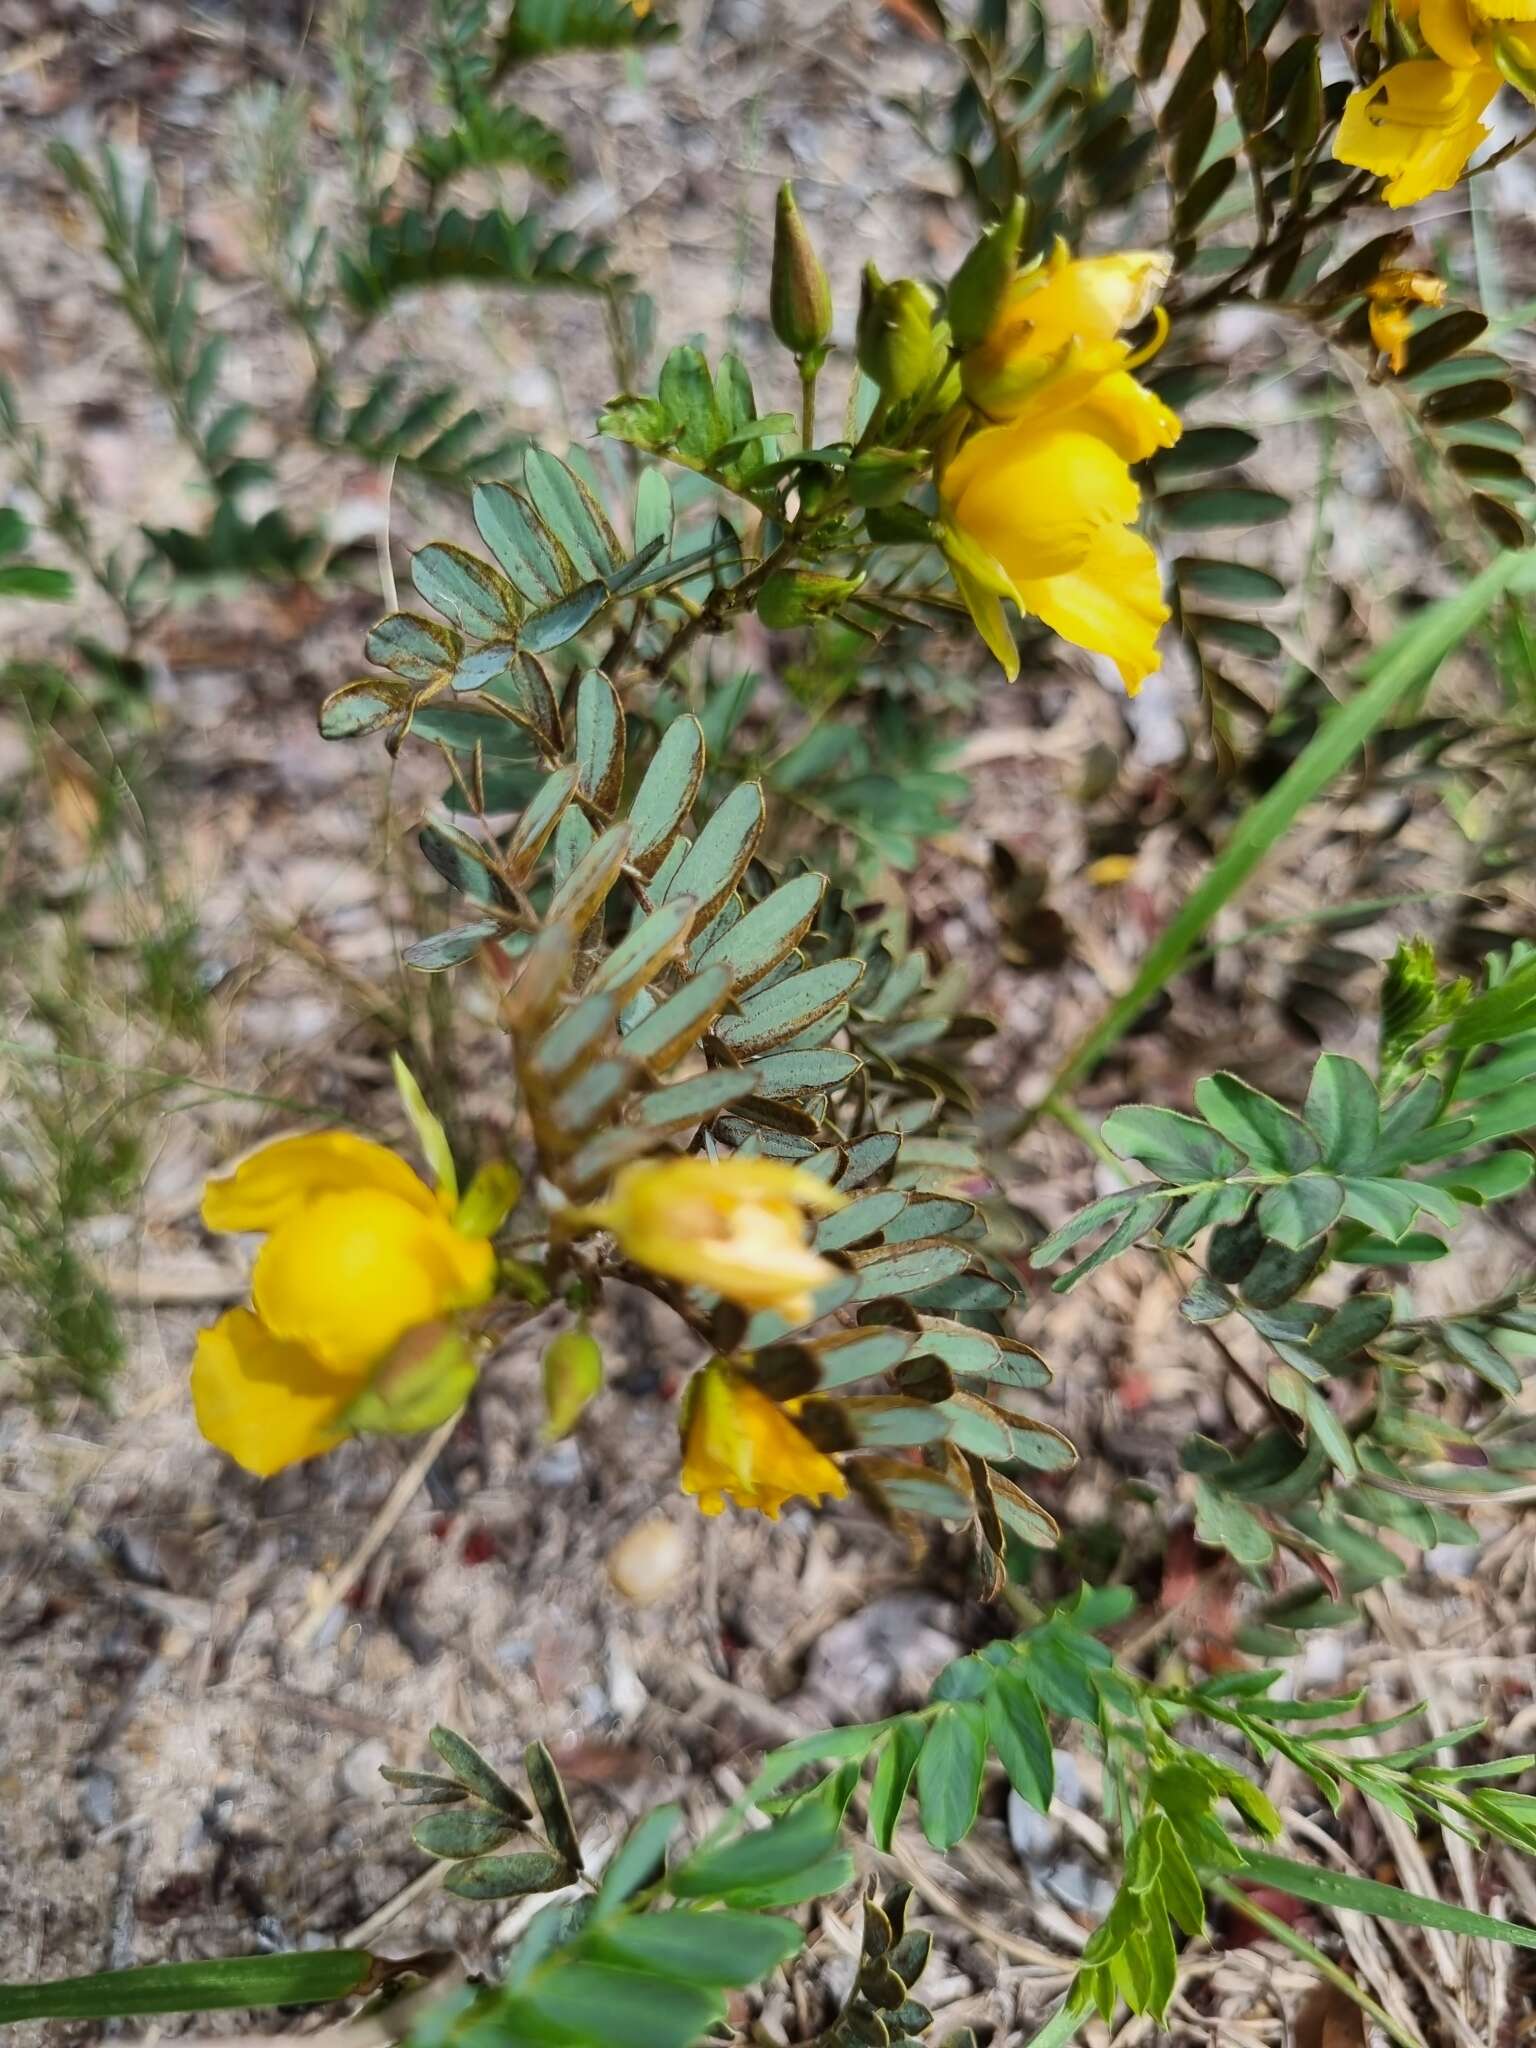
[191,1140,856,1521]
[193,1134,497,1476]
[938,239,1181,694]
[1335,0,1536,204]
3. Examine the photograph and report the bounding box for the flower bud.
[946,196,1028,352]
[847,447,926,507]
[542,1327,603,1439]
[857,265,944,406]
[757,566,866,627]
[346,1323,477,1435]
[453,1159,521,1237]
[769,182,832,357]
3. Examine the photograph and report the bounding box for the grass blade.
[0,1951,374,2023]
[1234,1850,1536,1949]
[1035,552,1535,1111]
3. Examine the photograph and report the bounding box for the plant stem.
[1017,1995,1091,2048]
[799,354,818,450]
[645,528,803,678]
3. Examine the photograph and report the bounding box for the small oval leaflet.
[403,920,501,972]
[665,781,766,929]
[629,716,705,876]
[572,669,626,817]
[413,540,522,638]
[443,1851,573,1899]
[366,609,462,683]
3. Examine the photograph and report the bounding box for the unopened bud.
[756,566,866,627]
[846,448,924,507]
[947,196,1028,351]
[346,1323,477,1436]
[453,1159,521,1238]
[770,182,832,357]
[542,1327,603,1439]
[857,265,944,406]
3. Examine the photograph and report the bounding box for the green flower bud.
[770,182,832,356]
[857,265,943,406]
[346,1323,478,1436]
[453,1159,521,1238]
[542,1327,603,1439]
[757,567,867,628]
[947,196,1028,351]
[846,447,925,507]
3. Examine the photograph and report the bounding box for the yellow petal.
[202,1132,437,1234]
[1369,299,1415,373]
[1015,522,1170,694]
[1421,0,1485,64]
[1021,249,1173,348]
[680,1365,848,1518]
[941,423,1140,582]
[962,249,1172,420]
[574,1157,845,1320]
[191,1308,351,1476]
[1334,61,1497,205]
[1059,370,1182,464]
[252,1189,494,1372]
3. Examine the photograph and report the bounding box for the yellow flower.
[1335,55,1501,205]
[1364,264,1447,371]
[566,1157,846,1325]
[680,1362,848,1518]
[193,1133,496,1475]
[962,244,1173,424]
[939,412,1174,693]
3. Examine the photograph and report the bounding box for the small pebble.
[607,1516,689,1606]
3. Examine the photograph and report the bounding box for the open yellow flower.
[193,1133,496,1476]
[1334,0,1536,203]
[680,1362,848,1517]
[939,412,1174,693]
[566,1156,847,1325]
[962,243,1173,424]
[1335,56,1500,204]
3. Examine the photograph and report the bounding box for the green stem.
[1206,1877,1424,2048]
[1018,1995,1091,2048]
[799,354,818,450]
[1042,1095,1131,1180]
